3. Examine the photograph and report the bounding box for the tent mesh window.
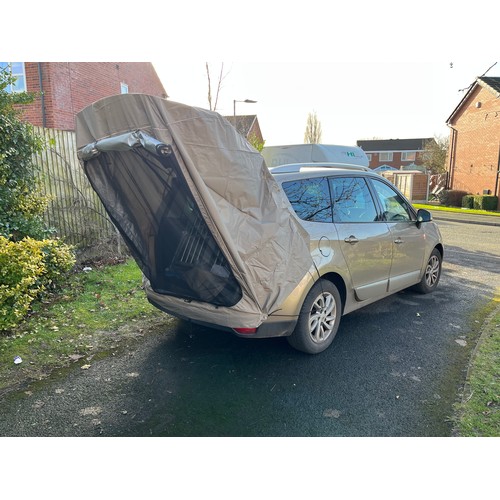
[84,147,242,307]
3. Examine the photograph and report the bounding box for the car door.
[329,176,393,301]
[369,177,426,292]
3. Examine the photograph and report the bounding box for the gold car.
[261,163,443,353]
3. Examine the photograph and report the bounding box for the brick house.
[1,62,167,130]
[224,114,264,145]
[356,138,435,170]
[446,76,500,205]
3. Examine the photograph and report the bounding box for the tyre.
[287,279,342,354]
[413,248,442,294]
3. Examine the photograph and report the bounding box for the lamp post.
[233,99,257,119]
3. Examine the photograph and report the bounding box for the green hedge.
[462,195,499,211]
[0,236,75,331]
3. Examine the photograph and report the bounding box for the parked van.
[262,144,369,168]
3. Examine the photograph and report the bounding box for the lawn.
[0,258,169,394]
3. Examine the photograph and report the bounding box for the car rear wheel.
[287,279,342,354]
[413,248,442,294]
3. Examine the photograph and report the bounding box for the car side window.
[281,177,332,222]
[329,177,378,223]
[371,179,413,222]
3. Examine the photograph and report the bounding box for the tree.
[0,66,49,241]
[304,111,322,144]
[205,62,227,111]
[247,133,265,152]
[422,135,449,174]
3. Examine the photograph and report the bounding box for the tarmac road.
[0,217,499,437]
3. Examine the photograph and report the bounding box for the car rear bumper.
[147,295,297,339]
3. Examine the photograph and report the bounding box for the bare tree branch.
[206,62,213,110]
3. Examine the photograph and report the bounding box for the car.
[264,162,443,353]
[76,94,443,355]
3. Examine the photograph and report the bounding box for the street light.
[233,99,257,119]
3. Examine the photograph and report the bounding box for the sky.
[153,61,498,147]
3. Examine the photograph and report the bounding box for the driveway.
[0,218,499,436]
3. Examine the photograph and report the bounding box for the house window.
[401,151,416,161]
[0,62,26,92]
[379,152,393,161]
[120,82,129,94]
[366,154,372,161]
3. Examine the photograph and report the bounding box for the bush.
[462,195,475,209]
[462,195,499,211]
[439,189,469,207]
[0,236,75,331]
[475,195,498,211]
[1,67,50,241]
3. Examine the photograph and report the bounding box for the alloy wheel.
[309,292,337,344]
[425,255,440,287]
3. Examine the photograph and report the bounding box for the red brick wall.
[448,84,500,198]
[18,62,167,130]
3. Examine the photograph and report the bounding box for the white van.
[262,144,369,168]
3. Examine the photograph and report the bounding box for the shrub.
[462,195,474,209]
[439,189,469,207]
[475,195,498,211]
[39,239,76,286]
[0,236,75,331]
[0,66,51,241]
[462,195,499,211]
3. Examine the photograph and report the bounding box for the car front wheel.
[413,248,442,294]
[287,279,342,354]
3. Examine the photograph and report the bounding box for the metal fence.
[33,127,119,251]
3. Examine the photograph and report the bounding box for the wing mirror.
[416,208,432,227]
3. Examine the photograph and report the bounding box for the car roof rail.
[268,162,372,174]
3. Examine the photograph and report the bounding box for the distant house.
[356,138,435,170]
[446,76,500,205]
[1,62,167,130]
[224,114,264,145]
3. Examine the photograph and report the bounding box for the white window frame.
[0,62,26,92]
[401,151,416,161]
[379,152,393,162]
[120,82,129,94]
[366,153,372,161]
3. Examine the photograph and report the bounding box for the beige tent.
[76,94,312,329]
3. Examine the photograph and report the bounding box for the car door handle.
[394,238,404,244]
[344,235,359,244]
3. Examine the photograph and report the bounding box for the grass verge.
[453,295,500,436]
[0,258,170,395]
[414,203,500,217]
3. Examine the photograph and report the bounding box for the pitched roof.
[447,76,500,124]
[224,115,257,137]
[356,138,434,152]
[480,76,500,95]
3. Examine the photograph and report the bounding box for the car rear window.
[282,177,332,223]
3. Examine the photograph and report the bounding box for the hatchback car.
[76,94,443,355]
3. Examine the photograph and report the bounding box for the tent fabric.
[76,94,313,328]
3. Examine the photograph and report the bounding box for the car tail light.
[233,327,257,335]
